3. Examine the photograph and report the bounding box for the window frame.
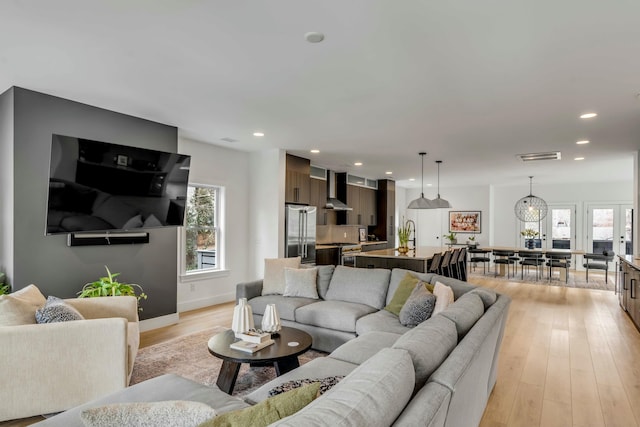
[179,183,228,281]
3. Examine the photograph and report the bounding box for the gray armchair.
[582,251,615,283]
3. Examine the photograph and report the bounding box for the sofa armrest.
[236,280,263,301]
[0,318,128,421]
[65,295,139,323]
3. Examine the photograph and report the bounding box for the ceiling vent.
[516,151,561,162]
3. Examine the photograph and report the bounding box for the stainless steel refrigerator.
[285,204,317,264]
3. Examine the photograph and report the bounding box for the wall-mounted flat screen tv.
[46,134,191,235]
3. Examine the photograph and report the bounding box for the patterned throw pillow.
[35,296,85,323]
[399,282,436,327]
[268,376,345,397]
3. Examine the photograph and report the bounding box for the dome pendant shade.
[407,152,436,209]
[514,176,548,222]
[431,160,451,209]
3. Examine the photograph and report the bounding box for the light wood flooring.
[3,273,639,427]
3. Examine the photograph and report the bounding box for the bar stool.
[439,250,453,277]
[492,249,517,278]
[517,250,544,280]
[456,247,467,281]
[468,248,491,275]
[428,252,443,275]
[446,248,462,279]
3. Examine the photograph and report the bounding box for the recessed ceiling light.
[310,149,320,154]
[385,171,393,175]
[580,113,597,119]
[409,178,415,182]
[304,32,325,43]
[253,132,264,137]
[354,162,362,166]
[574,157,585,161]
[576,140,590,145]
[427,183,433,187]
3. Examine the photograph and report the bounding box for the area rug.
[467,269,614,291]
[130,326,327,397]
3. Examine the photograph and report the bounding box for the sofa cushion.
[0,284,46,326]
[438,292,485,339]
[384,272,420,315]
[35,296,85,323]
[316,265,335,299]
[294,300,377,333]
[392,315,458,391]
[469,287,497,309]
[399,283,436,327]
[248,295,316,321]
[80,400,217,427]
[262,257,301,295]
[387,269,435,306]
[245,357,358,405]
[201,383,320,427]
[428,274,476,299]
[283,267,319,299]
[355,309,412,336]
[271,348,415,427]
[329,331,401,365]
[324,266,391,310]
[268,376,344,397]
[433,281,455,315]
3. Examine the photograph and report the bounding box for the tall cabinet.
[373,179,395,249]
[285,154,310,205]
[619,257,640,331]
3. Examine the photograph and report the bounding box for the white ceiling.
[2,1,640,189]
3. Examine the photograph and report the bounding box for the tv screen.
[46,134,191,235]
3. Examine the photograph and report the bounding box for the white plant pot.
[231,298,254,337]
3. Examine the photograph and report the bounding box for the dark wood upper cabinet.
[335,173,378,227]
[285,154,310,205]
[309,177,327,225]
[373,179,395,249]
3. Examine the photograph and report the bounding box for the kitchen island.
[355,246,445,273]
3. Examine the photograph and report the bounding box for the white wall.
[249,149,285,280]
[176,137,252,312]
[400,180,633,250]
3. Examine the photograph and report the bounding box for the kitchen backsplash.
[317,225,363,244]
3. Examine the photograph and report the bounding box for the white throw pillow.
[283,267,319,299]
[262,257,301,295]
[0,284,47,326]
[432,281,455,315]
[80,401,217,427]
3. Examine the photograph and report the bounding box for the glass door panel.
[548,207,574,249]
[586,204,632,257]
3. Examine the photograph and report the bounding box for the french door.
[520,205,576,250]
[586,204,632,257]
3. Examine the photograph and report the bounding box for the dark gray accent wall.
[0,88,14,285]
[10,87,178,320]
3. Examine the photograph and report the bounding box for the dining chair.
[545,251,572,283]
[492,249,517,278]
[582,251,615,283]
[517,250,544,280]
[468,248,491,275]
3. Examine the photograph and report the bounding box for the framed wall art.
[449,211,481,233]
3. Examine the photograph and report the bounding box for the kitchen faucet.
[406,219,416,251]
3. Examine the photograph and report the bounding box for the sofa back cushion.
[438,292,485,340]
[316,265,335,299]
[428,274,476,300]
[392,315,458,391]
[325,266,391,310]
[387,269,435,306]
[271,348,415,427]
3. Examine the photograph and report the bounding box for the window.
[184,184,222,273]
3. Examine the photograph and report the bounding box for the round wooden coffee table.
[208,326,312,394]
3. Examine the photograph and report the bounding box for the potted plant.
[520,228,539,249]
[398,217,411,254]
[78,266,147,311]
[0,272,9,295]
[467,235,478,248]
[443,232,457,245]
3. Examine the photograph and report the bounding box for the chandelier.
[514,176,548,222]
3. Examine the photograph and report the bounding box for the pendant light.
[514,176,548,222]
[431,160,451,208]
[407,152,435,209]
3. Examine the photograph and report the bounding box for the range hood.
[325,170,352,211]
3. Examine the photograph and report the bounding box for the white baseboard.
[177,292,235,313]
[139,313,179,332]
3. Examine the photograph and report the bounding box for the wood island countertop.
[355,246,443,260]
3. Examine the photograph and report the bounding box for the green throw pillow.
[198,382,320,427]
[385,272,420,315]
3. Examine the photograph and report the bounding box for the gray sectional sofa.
[36,266,510,427]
